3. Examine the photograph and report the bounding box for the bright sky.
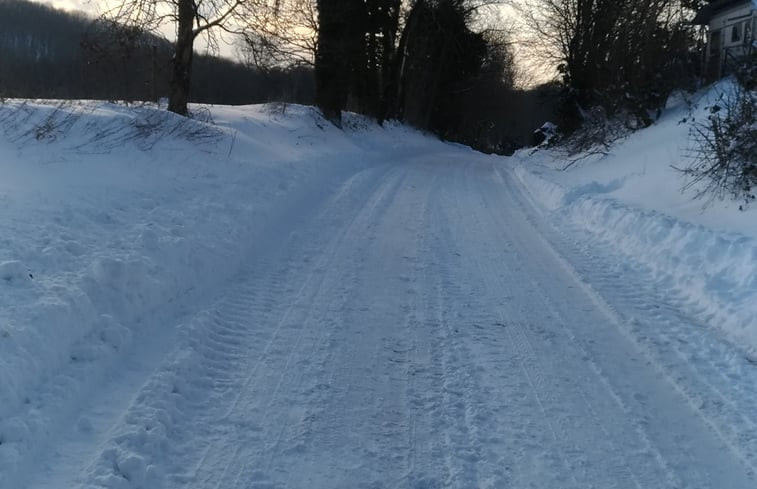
[32,0,242,58]
[36,0,99,17]
[32,0,553,86]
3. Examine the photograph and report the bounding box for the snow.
[1,96,757,488]
[0,100,438,488]
[511,80,757,356]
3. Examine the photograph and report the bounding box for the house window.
[732,23,741,42]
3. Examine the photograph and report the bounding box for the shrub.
[682,79,757,208]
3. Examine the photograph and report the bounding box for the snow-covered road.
[14,149,757,488]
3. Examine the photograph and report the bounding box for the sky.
[31,0,241,59]
[31,0,551,86]
[35,0,98,17]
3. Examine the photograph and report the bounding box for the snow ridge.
[511,83,757,356]
[514,163,757,355]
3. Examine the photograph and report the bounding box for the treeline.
[314,0,535,152]
[0,0,560,153]
[520,0,708,150]
[0,0,717,155]
[311,0,712,153]
[0,0,313,105]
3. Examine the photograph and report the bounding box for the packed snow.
[0,95,756,488]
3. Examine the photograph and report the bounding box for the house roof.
[692,0,754,25]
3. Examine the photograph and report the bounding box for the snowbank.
[510,81,757,354]
[0,100,440,487]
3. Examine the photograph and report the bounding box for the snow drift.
[511,81,757,355]
[0,99,441,488]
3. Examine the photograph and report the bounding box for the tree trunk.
[315,0,346,125]
[378,0,401,123]
[168,0,195,116]
[390,0,423,121]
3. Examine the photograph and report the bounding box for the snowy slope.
[510,81,757,356]
[0,100,441,488]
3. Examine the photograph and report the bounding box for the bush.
[682,80,757,208]
[520,0,701,139]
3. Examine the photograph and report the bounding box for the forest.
[0,1,313,107]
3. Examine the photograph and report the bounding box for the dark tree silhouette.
[103,0,248,115]
[0,0,314,106]
[519,0,701,135]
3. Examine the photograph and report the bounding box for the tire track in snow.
[552,224,757,466]
[22,164,396,489]
[466,165,670,489]
[490,166,705,487]
[398,157,755,489]
[494,162,757,487]
[193,164,410,488]
[217,164,414,488]
[19,150,757,489]
[11,154,377,489]
[90,162,411,489]
[394,168,463,489]
[433,161,577,488]
[272,162,435,488]
[508,163,757,465]
[431,199,493,488]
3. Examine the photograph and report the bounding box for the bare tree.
[103,0,248,115]
[313,0,368,125]
[238,0,319,68]
[515,0,700,136]
[680,79,757,206]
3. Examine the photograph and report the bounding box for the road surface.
[19,153,757,489]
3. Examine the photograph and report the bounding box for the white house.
[693,0,756,80]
